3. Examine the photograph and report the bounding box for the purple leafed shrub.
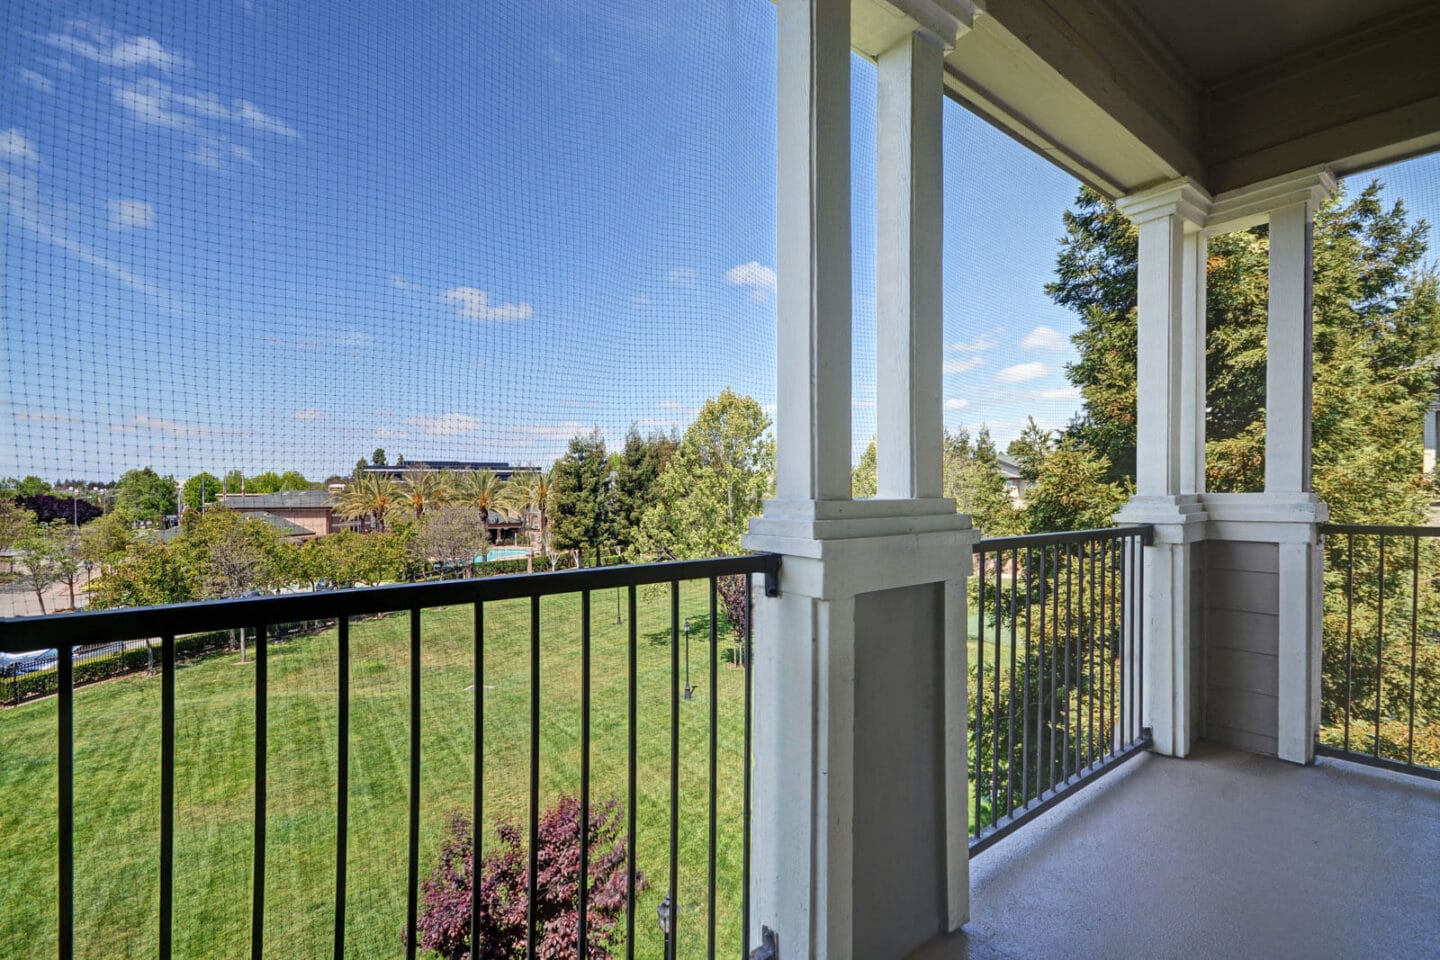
[14,494,102,525]
[413,796,642,960]
[717,574,750,644]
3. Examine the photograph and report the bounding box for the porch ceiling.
[942,0,1440,197]
[910,744,1440,960]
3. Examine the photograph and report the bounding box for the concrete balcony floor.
[912,743,1440,960]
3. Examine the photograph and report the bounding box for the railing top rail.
[1320,522,1440,537]
[974,524,1154,552]
[0,553,781,652]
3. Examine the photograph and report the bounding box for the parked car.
[0,649,58,677]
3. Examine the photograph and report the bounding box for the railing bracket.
[749,925,778,960]
[763,570,780,598]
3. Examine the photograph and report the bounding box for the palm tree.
[337,474,400,532]
[455,469,504,561]
[394,469,453,519]
[501,470,553,570]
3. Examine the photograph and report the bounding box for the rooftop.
[217,491,337,510]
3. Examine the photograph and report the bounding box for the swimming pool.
[476,546,532,563]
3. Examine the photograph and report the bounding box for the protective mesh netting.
[2,2,780,483]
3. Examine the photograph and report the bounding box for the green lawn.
[0,583,747,960]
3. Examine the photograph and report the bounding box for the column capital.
[1115,177,1212,229]
[1207,165,1337,235]
[852,0,982,57]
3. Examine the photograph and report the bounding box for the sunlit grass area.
[0,583,749,960]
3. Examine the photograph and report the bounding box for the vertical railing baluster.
[160,633,175,960]
[1007,548,1017,818]
[1097,539,1106,760]
[668,581,681,960]
[472,603,484,959]
[991,548,1001,823]
[252,624,268,960]
[626,584,638,960]
[1410,537,1420,766]
[1137,533,1145,741]
[1054,544,1065,794]
[1087,541,1096,769]
[334,618,349,960]
[707,578,718,960]
[1063,542,1074,783]
[1021,546,1032,808]
[741,575,753,958]
[406,609,421,960]
[1377,535,1386,758]
[975,550,985,837]
[529,596,541,960]
[58,641,73,960]
[1037,546,1047,797]
[579,591,592,955]
[1344,534,1354,752]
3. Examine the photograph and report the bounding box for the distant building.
[996,452,1031,506]
[216,490,355,537]
[362,460,534,481]
[160,509,316,542]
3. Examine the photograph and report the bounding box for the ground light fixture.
[657,894,674,957]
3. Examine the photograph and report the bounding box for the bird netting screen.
[2,1,779,485]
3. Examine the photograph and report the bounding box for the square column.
[1266,202,1315,494]
[1201,167,1336,764]
[1114,179,1211,758]
[751,3,977,957]
[876,30,944,500]
[774,0,852,501]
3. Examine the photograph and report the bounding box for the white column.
[775,0,851,501]
[1265,202,1314,494]
[1180,231,1208,495]
[1204,167,1335,765]
[876,30,944,500]
[1115,180,1210,758]
[748,4,977,956]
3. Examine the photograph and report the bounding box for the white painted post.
[1181,231,1208,495]
[876,30,944,501]
[775,0,851,502]
[1114,180,1211,758]
[1265,201,1314,494]
[749,4,978,955]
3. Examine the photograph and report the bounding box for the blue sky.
[2,1,1438,482]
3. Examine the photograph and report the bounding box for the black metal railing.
[0,554,780,960]
[969,525,1152,854]
[1318,524,1440,781]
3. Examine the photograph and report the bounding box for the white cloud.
[944,398,970,410]
[230,144,256,165]
[42,23,188,71]
[657,400,683,410]
[113,416,240,438]
[996,362,1048,383]
[107,198,155,230]
[405,413,483,436]
[293,408,326,421]
[947,336,997,353]
[236,99,300,138]
[113,79,194,129]
[725,261,777,301]
[442,287,533,321]
[1020,325,1067,351]
[667,267,696,285]
[0,129,41,166]
[20,70,55,94]
[390,274,411,289]
[944,356,983,375]
[1032,386,1080,401]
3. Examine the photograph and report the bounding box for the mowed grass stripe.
[0,583,744,960]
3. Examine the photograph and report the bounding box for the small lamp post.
[683,619,693,700]
[657,894,673,958]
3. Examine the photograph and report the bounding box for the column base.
[743,499,978,959]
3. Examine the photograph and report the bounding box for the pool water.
[476,546,532,563]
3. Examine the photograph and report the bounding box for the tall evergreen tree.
[610,427,678,553]
[549,430,610,557]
